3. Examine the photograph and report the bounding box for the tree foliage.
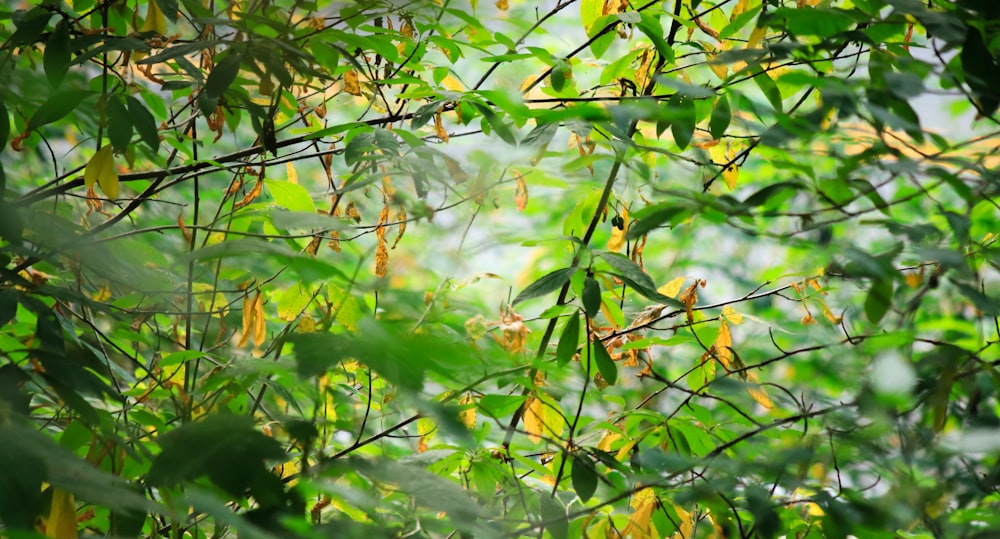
[2,0,1000,537]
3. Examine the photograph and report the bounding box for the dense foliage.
[2,0,1000,537]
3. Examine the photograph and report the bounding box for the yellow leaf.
[524,393,563,444]
[905,270,923,288]
[252,291,266,347]
[524,396,544,443]
[714,319,733,369]
[723,162,739,190]
[140,0,167,34]
[597,429,621,452]
[623,487,657,539]
[817,298,842,324]
[45,488,77,539]
[441,74,465,92]
[495,0,509,10]
[607,207,629,252]
[417,417,436,452]
[84,146,119,199]
[375,241,389,277]
[721,305,743,325]
[238,292,253,348]
[801,312,816,325]
[459,393,476,429]
[731,0,750,18]
[657,276,687,298]
[344,69,361,95]
[669,504,694,539]
[514,171,528,211]
[746,370,773,409]
[392,207,407,248]
[286,162,298,184]
[746,25,767,50]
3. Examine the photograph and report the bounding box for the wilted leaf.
[623,487,657,538]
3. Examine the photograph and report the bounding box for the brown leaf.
[392,207,407,248]
[344,69,361,95]
[234,178,263,210]
[434,109,450,142]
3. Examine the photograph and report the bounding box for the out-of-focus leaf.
[44,22,72,87]
[864,278,894,324]
[147,414,285,499]
[709,94,731,139]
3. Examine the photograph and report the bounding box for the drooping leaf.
[83,145,119,199]
[125,95,160,152]
[204,50,243,103]
[105,96,133,152]
[669,94,696,150]
[709,94,732,139]
[571,453,598,502]
[592,338,617,385]
[556,311,581,366]
[470,102,517,145]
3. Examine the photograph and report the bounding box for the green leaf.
[752,66,783,112]
[136,40,219,65]
[551,61,571,92]
[709,94,732,139]
[125,95,160,152]
[8,7,52,47]
[582,276,601,318]
[478,394,527,417]
[470,102,517,145]
[864,279,893,324]
[513,267,576,305]
[627,203,689,239]
[522,120,559,147]
[571,453,598,502]
[637,14,675,65]
[771,7,856,39]
[204,50,243,102]
[27,90,94,131]
[0,101,9,152]
[592,339,617,385]
[556,311,581,366]
[105,96,133,152]
[961,27,1000,115]
[669,94,695,150]
[265,179,317,213]
[44,21,72,87]
[147,414,286,499]
[538,494,568,539]
[596,252,683,307]
[154,0,179,22]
